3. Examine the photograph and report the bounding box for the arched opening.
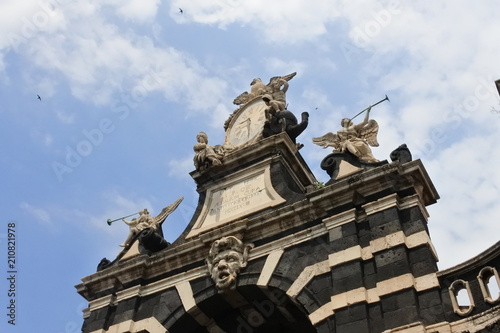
[486,274,500,302]
[456,288,472,307]
[168,285,317,333]
[449,279,474,316]
[478,266,500,304]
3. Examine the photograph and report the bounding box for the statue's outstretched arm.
[281,79,289,93]
[354,107,372,131]
[122,218,134,226]
[363,107,371,122]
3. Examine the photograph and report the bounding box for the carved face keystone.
[210,249,243,290]
[206,236,254,291]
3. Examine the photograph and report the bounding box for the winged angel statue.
[233,72,297,106]
[312,108,380,163]
[119,197,183,247]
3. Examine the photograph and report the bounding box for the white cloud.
[113,0,160,22]
[424,129,500,268]
[171,0,341,43]
[3,0,500,272]
[167,155,194,179]
[19,202,53,227]
[0,52,6,82]
[0,0,229,115]
[78,189,154,237]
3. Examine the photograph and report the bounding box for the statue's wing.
[233,91,249,105]
[154,196,184,225]
[312,132,341,149]
[267,72,297,86]
[359,119,379,147]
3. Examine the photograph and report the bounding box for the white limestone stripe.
[329,230,438,269]
[383,306,500,333]
[87,266,207,312]
[176,281,225,332]
[257,250,284,287]
[328,245,364,268]
[308,272,440,325]
[90,317,169,333]
[322,194,428,233]
[308,301,334,327]
[176,281,198,313]
[86,222,324,314]
[86,192,428,314]
[362,193,429,219]
[322,208,357,230]
[88,294,115,314]
[286,260,330,298]
[87,228,437,315]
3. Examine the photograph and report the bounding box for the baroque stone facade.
[76,132,500,332]
[76,72,499,332]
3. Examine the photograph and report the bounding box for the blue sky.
[1,0,500,332]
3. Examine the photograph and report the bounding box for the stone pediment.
[182,132,317,240]
[187,161,285,238]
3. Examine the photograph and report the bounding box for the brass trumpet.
[350,95,390,121]
[107,212,139,226]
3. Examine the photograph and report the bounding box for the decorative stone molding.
[385,305,500,333]
[257,250,284,287]
[328,230,438,268]
[478,266,500,304]
[449,279,475,316]
[286,260,330,298]
[206,236,254,291]
[307,272,440,325]
[175,281,225,331]
[187,160,285,238]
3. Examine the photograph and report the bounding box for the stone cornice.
[77,156,439,302]
[437,241,500,279]
[190,132,316,189]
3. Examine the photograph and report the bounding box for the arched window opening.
[449,279,474,316]
[478,266,500,304]
[456,288,472,307]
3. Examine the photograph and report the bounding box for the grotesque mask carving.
[206,236,254,291]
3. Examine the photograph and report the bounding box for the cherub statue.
[262,77,288,115]
[193,131,224,170]
[312,107,380,163]
[233,72,296,106]
[206,236,254,291]
[119,197,183,247]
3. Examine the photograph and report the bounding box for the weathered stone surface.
[77,136,499,333]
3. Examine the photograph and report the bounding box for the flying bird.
[37,95,41,101]
[179,8,183,14]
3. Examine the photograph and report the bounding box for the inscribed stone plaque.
[187,165,285,237]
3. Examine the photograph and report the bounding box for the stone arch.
[167,275,322,333]
[449,279,475,316]
[478,266,500,304]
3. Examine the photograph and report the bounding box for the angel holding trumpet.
[109,197,183,247]
[313,106,380,163]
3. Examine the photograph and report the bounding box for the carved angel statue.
[233,72,296,106]
[312,107,380,163]
[119,197,183,247]
[193,131,231,170]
